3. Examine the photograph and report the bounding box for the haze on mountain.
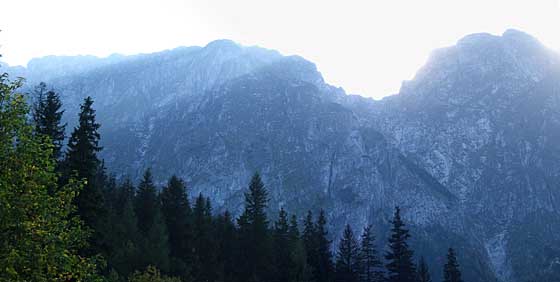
[3,27,560,282]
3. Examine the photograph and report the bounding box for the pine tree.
[335,224,360,282]
[0,74,101,281]
[134,169,170,271]
[135,169,158,234]
[108,181,141,277]
[417,256,432,282]
[192,193,217,282]
[32,82,66,161]
[160,175,193,277]
[302,210,317,278]
[358,225,384,282]
[274,208,292,282]
[237,172,273,282]
[64,96,105,254]
[385,207,417,282]
[215,211,237,282]
[316,210,334,282]
[443,248,463,282]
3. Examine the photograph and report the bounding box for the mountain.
[3,30,560,282]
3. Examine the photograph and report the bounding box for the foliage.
[0,73,101,281]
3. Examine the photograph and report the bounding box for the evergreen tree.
[385,207,416,282]
[335,224,360,282]
[287,215,313,282]
[274,208,292,282]
[192,193,217,282]
[417,256,432,282]
[134,169,170,272]
[64,96,105,254]
[443,248,463,282]
[160,175,193,277]
[32,82,66,161]
[0,73,101,281]
[108,185,141,277]
[215,211,237,282]
[135,169,158,235]
[302,210,317,277]
[358,225,384,282]
[316,210,334,282]
[237,172,273,282]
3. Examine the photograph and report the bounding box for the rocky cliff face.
[3,30,559,282]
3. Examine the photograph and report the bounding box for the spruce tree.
[335,224,360,282]
[134,169,170,271]
[32,82,66,161]
[385,207,416,282]
[135,169,158,235]
[108,182,141,277]
[443,248,463,282]
[302,210,317,278]
[274,208,292,282]
[64,96,105,254]
[316,210,335,282]
[160,175,193,276]
[215,211,237,282]
[0,73,101,281]
[417,256,432,282]
[237,172,273,282]
[192,193,217,282]
[358,225,384,282]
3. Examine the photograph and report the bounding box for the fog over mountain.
[3,29,560,282]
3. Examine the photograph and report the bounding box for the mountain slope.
[3,30,559,282]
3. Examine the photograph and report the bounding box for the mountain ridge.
[2,29,559,282]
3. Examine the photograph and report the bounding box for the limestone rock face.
[4,30,559,282]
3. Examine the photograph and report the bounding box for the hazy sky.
[1,0,560,98]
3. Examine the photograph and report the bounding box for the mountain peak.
[204,39,241,51]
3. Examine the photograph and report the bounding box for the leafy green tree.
[128,266,182,282]
[335,224,360,282]
[443,248,463,282]
[417,256,432,282]
[385,207,416,282]
[358,225,384,282]
[32,82,66,161]
[0,73,101,281]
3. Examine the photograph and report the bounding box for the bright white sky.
[1,0,560,98]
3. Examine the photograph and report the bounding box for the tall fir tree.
[385,207,417,282]
[335,224,360,282]
[215,211,237,282]
[107,180,141,277]
[192,193,217,282]
[32,82,66,161]
[273,208,292,282]
[443,248,463,282]
[302,210,317,278]
[134,169,170,271]
[417,256,432,282]
[160,175,193,277]
[64,96,106,254]
[316,210,335,282]
[287,215,313,282]
[358,225,384,282]
[237,172,273,282]
[0,74,101,281]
